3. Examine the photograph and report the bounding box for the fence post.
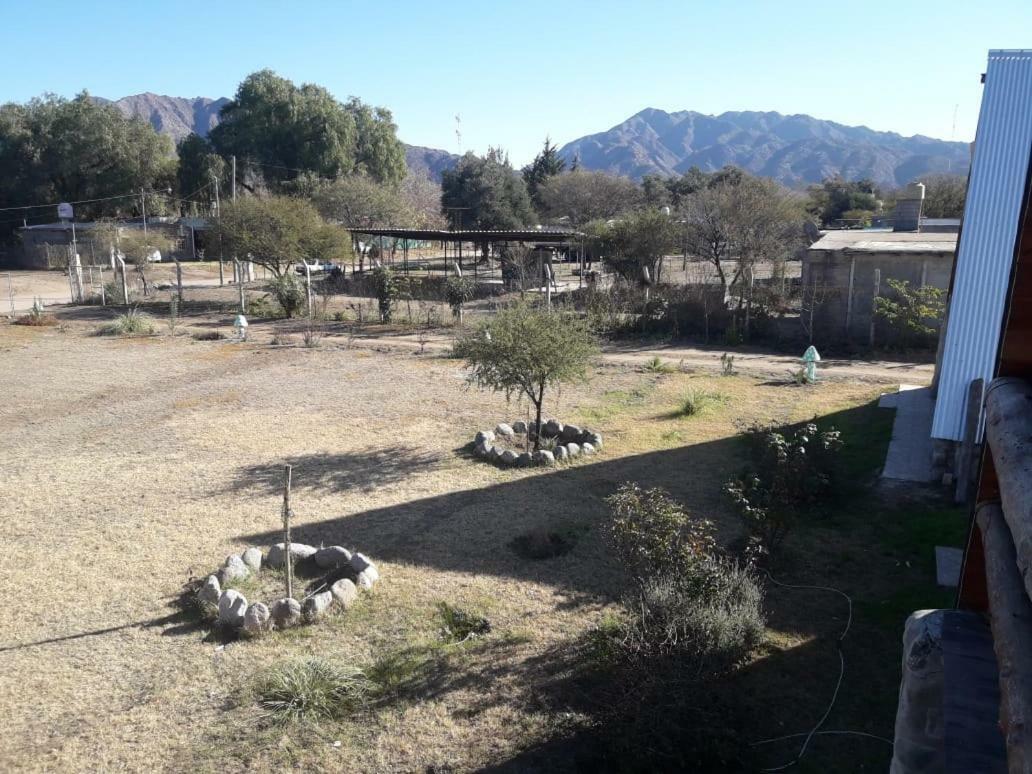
[869,268,881,348]
[282,465,294,600]
[6,273,14,317]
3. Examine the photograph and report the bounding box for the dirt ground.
[0,307,926,772]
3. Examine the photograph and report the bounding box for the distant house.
[801,188,958,344]
[16,218,199,269]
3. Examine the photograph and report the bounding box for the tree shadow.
[225,447,445,495]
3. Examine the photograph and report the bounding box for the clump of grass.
[642,355,676,374]
[14,312,57,327]
[193,329,225,341]
[437,602,491,643]
[677,387,727,417]
[254,658,372,723]
[98,308,155,336]
[510,527,578,560]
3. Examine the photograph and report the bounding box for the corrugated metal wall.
[931,50,1032,442]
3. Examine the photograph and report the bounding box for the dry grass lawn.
[0,319,932,772]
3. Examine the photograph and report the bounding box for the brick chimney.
[894,182,925,232]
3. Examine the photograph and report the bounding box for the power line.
[0,188,173,213]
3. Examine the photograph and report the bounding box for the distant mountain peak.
[106,93,229,144]
[559,107,969,186]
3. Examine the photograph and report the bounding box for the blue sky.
[0,0,1027,166]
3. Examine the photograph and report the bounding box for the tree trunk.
[533,384,545,453]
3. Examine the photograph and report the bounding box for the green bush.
[246,293,276,318]
[678,388,726,417]
[436,602,490,643]
[371,265,399,322]
[724,422,843,551]
[254,658,371,723]
[444,275,475,319]
[103,280,136,305]
[271,273,307,318]
[98,308,155,336]
[642,355,676,374]
[874,279,945,349]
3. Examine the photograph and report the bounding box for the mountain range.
[105,93,969,188]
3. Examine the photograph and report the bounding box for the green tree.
[0,92,174,226]
[176,133,226,214]
[522,137,566,209]
[601,208,680,283]
[310,175,412,228]
[441,149,535,231]
[212,195,351,277]
[874,279,946,349]
[537,170,641,226]
[921,174,967,219]
[806,176,879,226]
[454,303,598,450]
[209,70,405,189]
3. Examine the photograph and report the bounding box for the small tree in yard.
[117,229,176,297]
[445,275,475,323]
[454,303,599,451]
[372,265,399,322]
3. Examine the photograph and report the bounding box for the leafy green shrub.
[874,279,945,349]
[642,355,676,374]
[605,483,765,669]
[371,265,399,322]
[436,602,491,643]
[104,280,136,305]
[271,273,307,318]
[98,308,155,336]
[444,276,475,320]
[246,293,276,318]
[724,422,843,552]
[254,658,372,723]
[678,388,726,417]
[622,559,765,666]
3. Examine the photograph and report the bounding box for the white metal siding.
[931,50,1032,442]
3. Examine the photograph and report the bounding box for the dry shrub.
[254,658,372,723]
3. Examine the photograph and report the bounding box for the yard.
[0,312,961,772]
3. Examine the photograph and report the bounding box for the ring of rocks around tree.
[472,419,603,467]
[195,543,380,638]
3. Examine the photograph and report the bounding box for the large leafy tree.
[176,133,227,214]
[209,70,405,189]
[0,92,174,225]
[920,174,967,219]
[522,137,566,209]
[685,174,805,293]
[441,149,535,230]
[454,302,599,450]
[537,169,641,226]
[596,208,681,283]
[805,176,880,226]
[212,195,352,277]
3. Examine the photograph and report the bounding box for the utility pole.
[141,188,147,234]
[213,175,223,286]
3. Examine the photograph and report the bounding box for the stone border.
[196,543,380,637]
[472,420,603,467]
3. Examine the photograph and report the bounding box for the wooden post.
[869,268,881,348]
[174,257,183,304]
[282,465,294,600]
[6,273,14,317]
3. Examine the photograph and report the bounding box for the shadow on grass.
[225,447,445,494]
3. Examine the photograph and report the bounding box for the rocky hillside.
[98,93,229,145]
[558,108,970,187]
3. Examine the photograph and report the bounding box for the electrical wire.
[754,572,859,771]
[751,730,893,747]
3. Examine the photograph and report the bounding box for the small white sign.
[57,202,73,220]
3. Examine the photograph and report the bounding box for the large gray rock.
[198,575,221,608]
[241,547,263,572]
[314,545,352,569]
[512,420,528,434]
[554,445,569,462]
[583,431,603,449]
[495,423,515,438]
[533,450,556,466]
[543,419,563,438]
[566,442,582,458]
[560,424,583,442]
[474,430,495,445]
[217,589,247,628]
[241,602,270,637]
[349,553,379,583]
[218,554,250,585]
[356,570,377,589]
[499,449,518,466]
[266,542,317,569]
[331,578,358,609]
[516,452,534,468]
[270,597,302,629]
[474,440,490,458]
[581,442,596,456]
[302,590,333,622]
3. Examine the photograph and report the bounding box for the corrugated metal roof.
[932,50,1032,442]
